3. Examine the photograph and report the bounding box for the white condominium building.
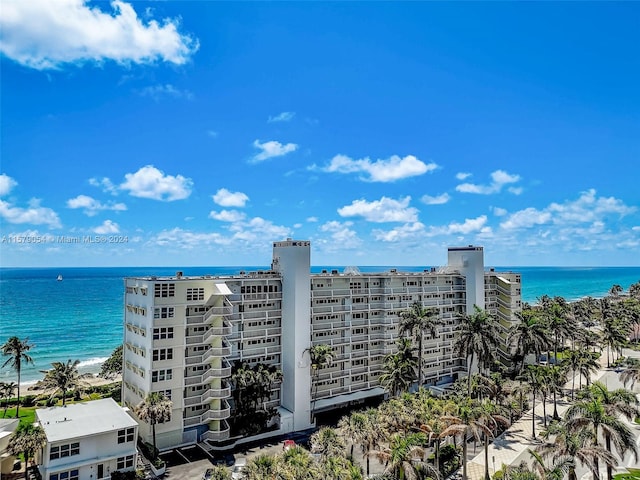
[122,240,521,450]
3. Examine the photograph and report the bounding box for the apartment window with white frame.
[117,455,135,470]
[49,442,80,460]
[186,288,205,301]
[153,348,173,361]
[154,307,175,319]
[152,369,173,382]
[49,470,79,480]
[153,327,174,340]
[154,283,175,298]
[117,427,135,444]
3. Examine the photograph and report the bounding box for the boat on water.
[57,274,63,281]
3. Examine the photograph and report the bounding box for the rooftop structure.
[122,240,522,451]
[36,398,138,480]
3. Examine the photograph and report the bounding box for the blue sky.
[1,1,639,267]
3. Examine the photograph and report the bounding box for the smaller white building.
[36,398,138,480]
[0,418,20,480]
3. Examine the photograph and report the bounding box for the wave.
[77,357,109,369]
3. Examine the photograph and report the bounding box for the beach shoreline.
[7,374,122,400]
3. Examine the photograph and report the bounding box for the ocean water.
[1,266,639,384]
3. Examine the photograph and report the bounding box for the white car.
[231,457,247,480]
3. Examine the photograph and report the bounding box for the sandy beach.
[8,374,122,399]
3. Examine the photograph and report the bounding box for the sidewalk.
[463,349,637,480]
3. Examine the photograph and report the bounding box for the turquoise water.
[1,266,639,384]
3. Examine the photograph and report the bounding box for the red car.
[283,440,296,451]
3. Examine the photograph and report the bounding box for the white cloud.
[154,228,230,248]
[500,208,551,230]
[323,154,437,182]
[138,84,193,101]
[268,112,295,123]
[456,172,472,180]
[319,221,361,248]
[229,217,291,242]
[374,222,426,242]
[0,174,18,196]
[120,165,192,201]
[421,193,450,205]
[0,198,61,228]
[251,140,298,163]
[492,207,508,217]
[89,177,118,195]
[307,216,319,223]
[93,219,120,234]
[212,188,249,208]
[209,210,246,222]
[456,169,521,195]
[0,0,199,70]
[338,196,419,223]
[444,215,489,234]
[501,189,636,231]
[67,194,127,216]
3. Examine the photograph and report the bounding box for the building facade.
[36,398,138,480]
[122,241,521,450]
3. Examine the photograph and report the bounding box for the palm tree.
[134,392,172,454]
[338,411,368,458]
[207,465,231,480]
[546,365,567,421]
[379,339,418,397]
[576,350,600,388]
[310,427,346,460]
[540,296,571,367]
[565,398,633,480]
[441,402,491,480]
[7,423,47,480]
[580,382,639,480]
[453,306,501,397]
[476,401,510,480]
[538,421,616,480]
[609,284,623,298]
[307,344,334,423]
[39,359,88,405]
[620,357,640,388]
[1,336,34,419]
[399,301,441,386]
[276,445,320,480]
[243,454,278,480]
[0,381,16,418]
[320,455,363,480]
[370,432,438,480]
[520,365,545,440]
[508,309,548,373]
[528,449,573,480]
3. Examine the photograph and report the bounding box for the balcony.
[184,384,232,407]
[183,401,231,427]
[184,362,232,386]
[201,421,231,442]
[186,300,233,327]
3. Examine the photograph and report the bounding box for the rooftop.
[36,398,137,442]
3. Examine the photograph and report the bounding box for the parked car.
[231,458,247,480]
[283,440,296,451]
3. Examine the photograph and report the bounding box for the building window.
[152,369,173,382]
[154,307,174,319]
[186,288,205,301]
[153,327,174,340]
[117,427,135,444]
[49,442,80,460]
[49,470,79,480]
[153,348,173,361]
[117,455,135,470]
[154,283,175,298]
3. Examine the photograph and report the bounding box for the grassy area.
[613,468,640,479]
[1,406,36,428]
